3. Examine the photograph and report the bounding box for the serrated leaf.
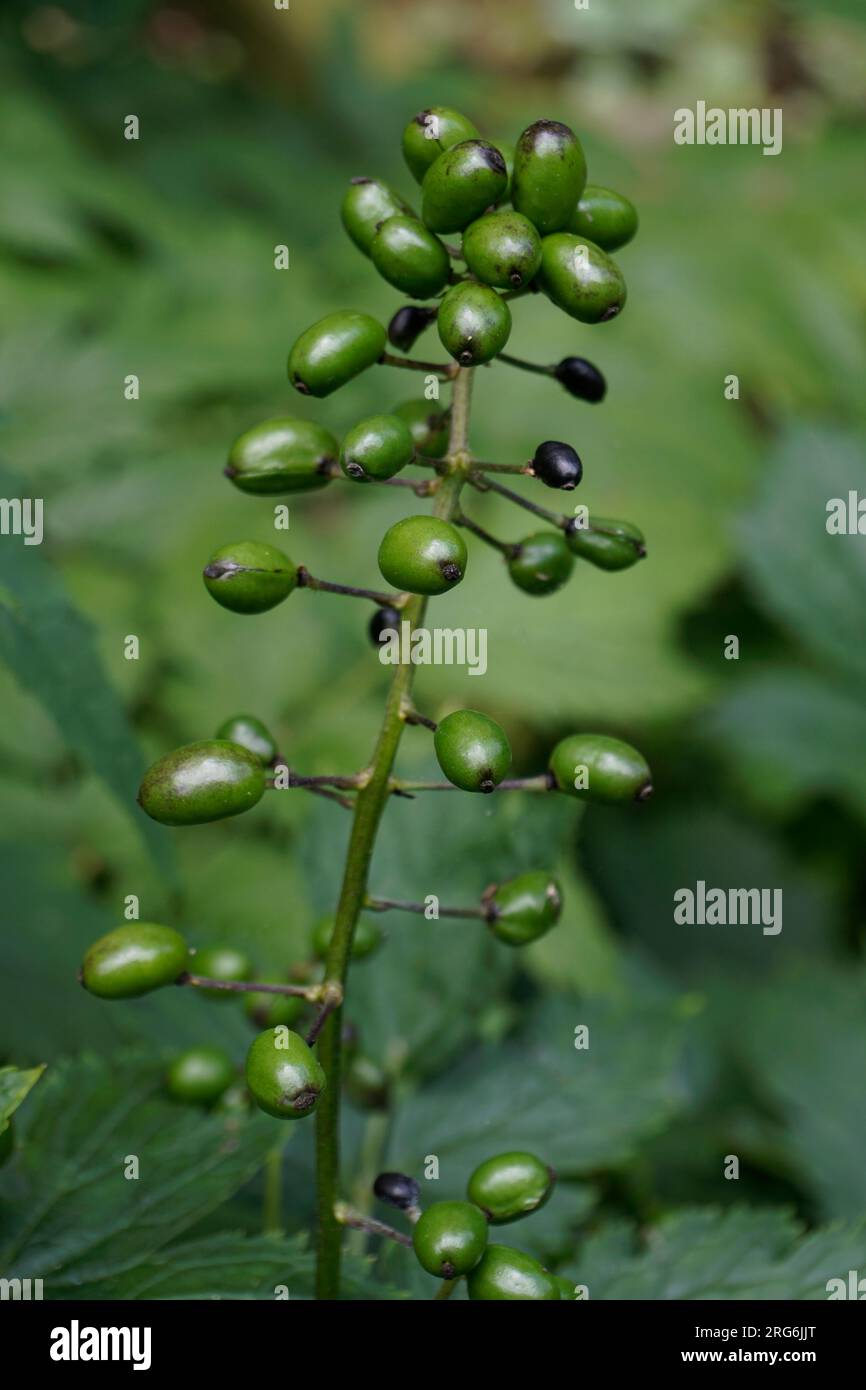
[0,1064,45,1134]
[0,1053,283,1294]
[566,1207,866,1300]
[387,994,687,1178]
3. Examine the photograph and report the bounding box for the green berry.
[507,532,574,596]
[225,418,337,496]
[486,870,563,947]
[552,1274,579,1299]
[549,732,652,804]
[462,210,542,289]
[288,311,386,398]
[391,399,450,458]
[371,216,451,299]
[467,1244,560,1300]
[191,944,253,1000]
[138,740,266,826]
[437,281,511,366]
[214,714,277,766]
[340,413,415,482]
[341,176,413,256]
[378,515,467,595]
[245,1028,326,1120]
[491,140,514,201]
[0,1121,14,1167]
[166,1046,235,1106]
[512,120,587,235]
[421,141,508,234]
[310,915,382,961]
[467,1151,556,1223]
[80,922,189,999]
[567,517,645,571]
[568,184,638,252]
[538,233,626,324]
[344,1054,389,1111]
[412,1200,488,1279]
[203,540,297,615]
[244,980,304,1030]
[434,709,511,794]
[402,106,479,184]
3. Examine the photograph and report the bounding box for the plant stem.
[296,567,407,607]
[179,973,319,999]
[497,351,553,378]
[379,352,456,378]
[455,511,515,556]
[333,1201,413,1248]
[314,369,475,1300]
[468,472,568,528]
[388,774,555,794]
[365,894,486,919]
[435,1278,459,1300]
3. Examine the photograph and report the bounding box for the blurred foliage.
[0,0,865,1298]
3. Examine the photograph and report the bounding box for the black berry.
[553,356,607,403]
[369,605,402,646]
[531,440,583,490]
[373,1171,421,1211]
[387,305,438,353]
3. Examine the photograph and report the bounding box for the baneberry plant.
[78,106,650,1300]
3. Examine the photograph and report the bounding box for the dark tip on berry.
[291,1088,319,1114]
[223,465,237,479]
[442,1261,456,1280]
[414,109,431,128]
[510,271,523,286]
[480,775,496,794]
[292,377,311,395]
[440,561,462,582]
[346,461,366,479]
[350,176,372,185]
[544,769,557,790]
[203,560,242,580]
[600,304,621,322]
[481,143,507,175]
[458,350,474,366]
[636,783,654,803]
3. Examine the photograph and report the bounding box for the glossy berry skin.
[340,413,415,482]
[553,356,606,403]
[567,517,645,571]
[166,1047,235,1106]
[437,281,511,367]
[412,1200,488,1279]
[191,944,253,1000]
[387,305,438,353]
[421,141,508,235]
[568,184,638,252]
[245,1028,326,1120]
[549,732,653,804]
[244,980,303,1030]
[369,605,401,647]
[491,140,514,202]
[0,1121,14,1167]
[203,540,297,615]
[467,1245,560,1301]
[531,440,583,490]
[310,915,382,961]
[225,418,336,496]
[434,709,511,794]
[378,515,467,595]
[487,871,563,946]
[214,714,277,766]
[462,210,542,289]
[374,1171,421,1212]
[512,120,587,235]
[553,1274,579,1299]
[508,532,574,596]
[391,399,450,459]
[139,740,266,826]
[341,176,413,256]
[288,311,386,398]
[402,106,479,184]
[467,1151,556,1223]
[371,216,451,299]
[81,923,189,999]
[538,233,626,324]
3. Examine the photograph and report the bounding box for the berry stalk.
[314,368,475,1300]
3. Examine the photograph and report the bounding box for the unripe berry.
[462,210,542,289]
[531,440,583,490]
[191,944,253,1000]
[507,532,574,596]
[378,515,467,595]
[288,311,386,398]
[245,1028,326,1120]
[391,399,450,459]
[467,1151,556,1223]
[466,1244,560,1300]
[437,281,511,367]
[549,732,652,804]
[138,740,266,826]
[538,233,626,324]
[486,870,563,946]
[412,1200,488,1279]
[214,714,277,766]
[402,107,479,184]
[80,923,189,999]
[166,1046,235,1106]
[567,517,645,571]
[225,418,337,496]
[568,184,638,252]
[244,981,303,1030]
[512,120,587,235]
[434,709,511,793]
[340,413,415,482]
[371,216,451,299]
[203,540,297,615]
[341,176,414,256]
[421,141,507,234]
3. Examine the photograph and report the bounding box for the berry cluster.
[77,104,650,1299]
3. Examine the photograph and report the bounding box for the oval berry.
[203,540,297,615]
[412,1200,488,1279]
[512,120,587,235]
[341,176,413,256]
[225,418,337,496]
[568,184,638,252]
[549,732,652,804]
[244,980,304,1030]
[567,517,645,571]
[387,305,438,353]
[467,1244,560,1300]
[421,141,508,234]
[434,709,511,793]
[507,532,574,596]
[391,399,450,459]
[437,281,511,366]
[138,740,266,826]
[191,944,253,1001]
[467,1151,556,1223]
[538,233,626,324]
[369,604,402,648]
[402,106,479,184]
[378,515,467,595]
[531,440,583,490]
[371,216,451,299]
[462,210,542,289]
[487,870,563,946]
[553,356,606,403]
[340,413,415,482]
[288,311,386,398]
[166,1046,235,1106]
[374,1171,421,1212]
[81,923,189,999]
[214,714,277,766]
[245,1028,326,1120]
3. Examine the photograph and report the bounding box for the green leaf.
[738,426,866,690]
[388,993,688,1177]
[0,1064,45,1134]
[566,1207,866,1300]
[703,669,866,821]
[0,1053,283,1293]
[0,466,172,878]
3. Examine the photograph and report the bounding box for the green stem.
[313,369,475,1300]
